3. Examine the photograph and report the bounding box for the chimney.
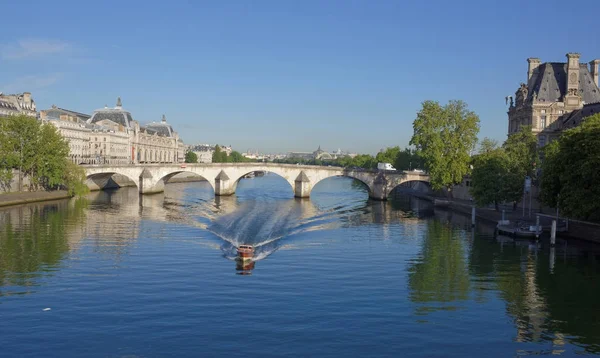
[566,53,581,94]
[527,58,541,81]
[23,92,31,105]
[590,59,600,87]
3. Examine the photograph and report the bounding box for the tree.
[394,147,424,171]
[502,126,538,206]
[409,100,480,192]
[375,146,400,166]
[212,145,229,163]
[0,114,87,195]
[185,150,198,163]
[539,114,600,221]
[469,148,509,210]
[478,137,499,154]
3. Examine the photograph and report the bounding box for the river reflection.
[2,176,600,356]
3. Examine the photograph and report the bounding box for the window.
[539,135,546,147]
[541,115,547,129]
[558,110,563,115]
[541,109,546,114]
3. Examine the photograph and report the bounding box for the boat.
[496,220,541,238]
[237,244,254,260]
[236,260,255,275]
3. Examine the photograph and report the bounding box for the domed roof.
[87,97,134,128]
[145,114,175,137]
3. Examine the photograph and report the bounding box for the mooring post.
[502,209,505,221]
[471,205,475,227]
[535,215,540,239]
[550,220,557,247]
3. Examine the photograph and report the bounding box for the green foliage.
[501,126,538,204]
[211,146,250,163]
[409,100,480,191]
[212,145,228,163]
[0,114,74,192]
[63,161,90,197]
[478,137,499,154]
[539,114,600,221]
[469,148,509,209]
[394,147,425,171]
[185,150,198,163]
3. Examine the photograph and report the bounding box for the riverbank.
[400,191,600,243]
[0,190,72,207]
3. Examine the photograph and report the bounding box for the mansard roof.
[145,115,175,137]
[528,62,600,104]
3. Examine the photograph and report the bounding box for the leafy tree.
[212,145,227,163]
[375,146,400,165]
[469,148,509,210]
[63,161,89,197]
[478,137,499,154]
[394,147,424,171]
[539,114,600,221]
[409,100,480,192]
[502,126,538,206]
[229,151,248,163]
[185,150,198,163]
[0,114,87,195]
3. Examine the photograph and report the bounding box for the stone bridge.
[82,163,430,201]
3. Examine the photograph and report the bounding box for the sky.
[2,0,600,154]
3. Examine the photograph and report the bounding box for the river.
[1,174,600,357]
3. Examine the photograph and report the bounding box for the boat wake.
[207,197,366,262]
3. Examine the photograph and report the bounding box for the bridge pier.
[139,169,164,194]
[369,172,389,201]
[294,171,312,198]
[215,170,236,196]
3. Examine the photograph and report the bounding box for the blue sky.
[2,0,600,154]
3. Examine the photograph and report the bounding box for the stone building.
[0,92,37,117]
[507,53,600,146]
[41,97,184,165]
[191,144,215,163]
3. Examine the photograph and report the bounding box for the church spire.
[116,97,122,108]
[162,114,166,123]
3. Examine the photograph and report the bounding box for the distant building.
[507,53,600,146]
[287,146,351,161]
[0,92,37,118]
[41,97,184,164]
[191,144,214,163]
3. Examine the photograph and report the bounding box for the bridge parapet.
[82,164,429,200]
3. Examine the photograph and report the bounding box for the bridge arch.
[85,171,139,191]
[311,174,372,196]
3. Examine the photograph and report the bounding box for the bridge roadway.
[82,163,430,201]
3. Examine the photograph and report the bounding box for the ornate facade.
[41,98,184,164]
[507,53,600,146]
[0,92,37,118]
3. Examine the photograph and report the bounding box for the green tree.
[539,114,600,221]
[185,150,198,163]
[409,100,480,193]
[229,151,247,163]
[375,146,400,165]
[470,148,509,210]
[478,137,499,154]
[394,147,424,171]
[502,126,538,206]
[0,114,87,195]
[63,161,90,197]
[212,145,230,163]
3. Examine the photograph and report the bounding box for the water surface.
[1,175,600,357]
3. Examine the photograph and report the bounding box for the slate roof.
[528,62,600,104]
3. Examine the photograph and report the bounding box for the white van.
[377,162,396,171]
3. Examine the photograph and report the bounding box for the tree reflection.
[408,220,470,313]
[0,198,88,295]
